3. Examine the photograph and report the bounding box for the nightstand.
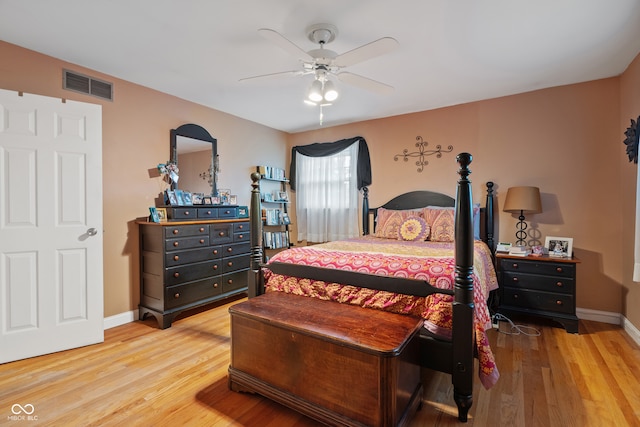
[496,253,580,333]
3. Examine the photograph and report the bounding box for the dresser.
[496,253,580,333]
[137,215,250,328]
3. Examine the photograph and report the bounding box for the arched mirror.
[170,124,218,197]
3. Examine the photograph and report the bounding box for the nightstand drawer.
[502,272,575,294]
[499,258,575,277]
[502,288,575,315]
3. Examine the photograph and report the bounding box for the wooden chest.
[228,292,423,427]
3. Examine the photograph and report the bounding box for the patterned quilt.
[263,235,500,389]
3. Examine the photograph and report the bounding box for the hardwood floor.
[1,297,639,426]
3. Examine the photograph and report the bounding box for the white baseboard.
[576,307,621,325]
[103,310,137,330]
[622,316,640,347]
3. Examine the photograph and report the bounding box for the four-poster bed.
[229,153,498,424]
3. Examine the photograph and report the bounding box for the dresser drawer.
[165,235,209,251]
[499,258,575,278]
[210,223,234,243]
[197,207,219,219]
[502,272,575,295]
[165,260,222,286]
[222,253,250,273]
[233,222,249,233]
[165,278,223,309]
[222,270,249,293]
[165,246,222,267]
[218,207,238,218]
[223,242,251,257]
[167,207,197,220]
[502,288,574,315]
[164,224,208,238]
[233,230,249,242]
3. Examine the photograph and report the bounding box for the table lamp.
[503,186,542,247]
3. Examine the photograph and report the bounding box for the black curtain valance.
[289,136,372,190]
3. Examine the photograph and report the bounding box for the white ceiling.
[2,0,640,133]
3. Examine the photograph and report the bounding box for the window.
[295,143,359,242]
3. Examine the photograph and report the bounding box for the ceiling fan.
[240,24,399,101]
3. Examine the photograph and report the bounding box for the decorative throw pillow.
[374,208,417,239]
[422,207,455,242]
[398,216,430,241]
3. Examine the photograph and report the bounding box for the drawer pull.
[512,263,519,269]
[172,229,179,235]
[213,249,218,255]
[228,262,233,267]
[199,227,205,232]
[213,265,218,270]
[173,272,179,278]
[228,279,233,284]
[556,267,563,273]
[238,234,244,239]
[513,294,519,299]
[174,293,180,299]
[173,242,179,247]
[213,283,218,288]
[183,211,190,216]
[219,232,225,237]
[199,239,205,244]
[556,300,563,306]
[206,211,212,215]
[556,281,563,287]
[238,225,244,229]
[227,248,233,253]
[512,277,519,283]
[225,210,231,214]
[173,255,179,261]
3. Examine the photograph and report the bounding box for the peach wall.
[620,53,640,328]
[0,41,289,317]
[288,78,628,320]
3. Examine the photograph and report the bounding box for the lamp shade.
[503,186,542,214]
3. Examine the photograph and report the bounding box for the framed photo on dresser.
[545,236,573,258]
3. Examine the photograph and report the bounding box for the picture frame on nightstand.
[545,236,573,258]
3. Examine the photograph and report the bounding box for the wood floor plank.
[1,299,639,426]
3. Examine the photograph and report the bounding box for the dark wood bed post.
[453,153,475,422]
[361,186,369,235]
[249,172,264,298]
[485,181,495,252]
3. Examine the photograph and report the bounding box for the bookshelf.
[257,166,292,260]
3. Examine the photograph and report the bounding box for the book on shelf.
[508,246,530,257]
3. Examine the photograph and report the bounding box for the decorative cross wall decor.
[394,136,453,172]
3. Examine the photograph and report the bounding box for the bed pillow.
[422,207,455,242]
[374,208,418,239]
[421,204,482,240]
[398,216,430,241]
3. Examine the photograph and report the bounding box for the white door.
[0,89,104,363]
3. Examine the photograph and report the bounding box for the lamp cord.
[492,313,541,336]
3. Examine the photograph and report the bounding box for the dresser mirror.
[170,123,217,197]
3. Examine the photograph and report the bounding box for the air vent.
[63,69,113,101]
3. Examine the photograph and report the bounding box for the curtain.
[295,142,360,243]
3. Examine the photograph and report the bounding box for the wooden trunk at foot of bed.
[245,153,493,423]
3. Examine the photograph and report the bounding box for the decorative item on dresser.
[137,213,250,329]
[497,253,580,333]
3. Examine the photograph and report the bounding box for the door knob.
[87,228,98,236]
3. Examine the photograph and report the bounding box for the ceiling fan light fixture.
[307,79,323,102]
[323,80,338,102]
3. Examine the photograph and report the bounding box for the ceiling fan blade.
[258,28,314,62]
[337,72,394,95]
[239,70,306,82]
[334,37,399,67]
